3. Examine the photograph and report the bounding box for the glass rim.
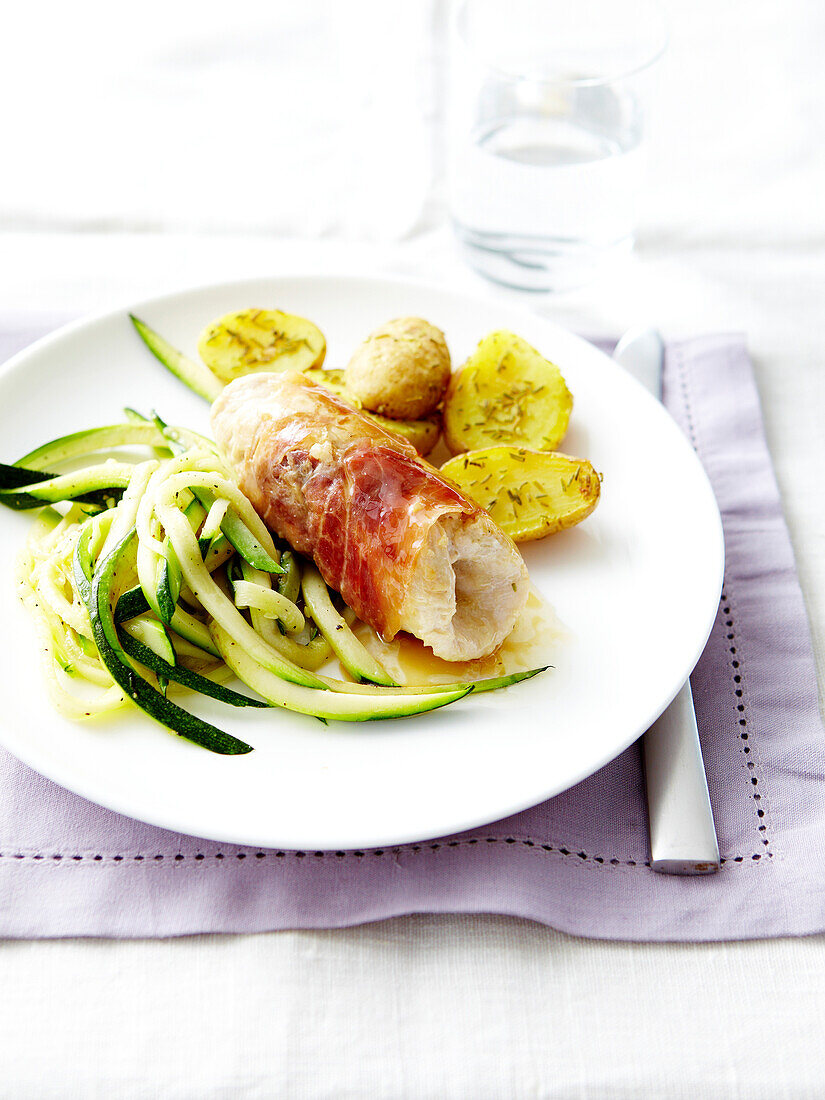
[453,0,669,87]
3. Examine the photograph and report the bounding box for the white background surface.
[1,1,825,1096]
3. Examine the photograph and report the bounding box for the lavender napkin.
[1,324,823,942]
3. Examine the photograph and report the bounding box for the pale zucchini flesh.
[15,422,170,471]
[211,621,471,722]
[123,616,176,666]
[320,666,547,696]
[0,462,134,510]
[131,315,224,403]
[239,560,334,672]
[76,524,253,755]
[156,500,325,689]
[301,565,397,687]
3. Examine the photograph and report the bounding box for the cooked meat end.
[400,512,529,661]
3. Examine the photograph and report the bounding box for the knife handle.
[643,682,720,875]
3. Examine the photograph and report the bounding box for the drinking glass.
[447,0,667,291]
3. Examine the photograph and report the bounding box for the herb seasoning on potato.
[443,330,572,454]
[441,447,601,543]
[345,317,451,420]
[198,308,326,383]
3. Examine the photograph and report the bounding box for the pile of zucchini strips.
[4,415,540,755]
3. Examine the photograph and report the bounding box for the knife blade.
[613,327,720,875]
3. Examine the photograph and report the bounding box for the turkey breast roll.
[211,372,528,661]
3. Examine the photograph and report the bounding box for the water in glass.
[450,80,645,291]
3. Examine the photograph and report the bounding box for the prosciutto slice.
[211,372,528,661]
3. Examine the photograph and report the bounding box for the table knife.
[613,328,721,875]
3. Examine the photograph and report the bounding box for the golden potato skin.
[443,331,573,455]
[302,367,441,456]
[345,317,451,420]
[440,447,600,543]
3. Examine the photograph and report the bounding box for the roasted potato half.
[441,447,600,543]
[443,331,572,455]
[303,366,351,401]
[371,411,441,456]
[303,367,441,456]
[198,308,326,383]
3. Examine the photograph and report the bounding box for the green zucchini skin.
[217,506,284,574]
[117,629,268,709]
[0,466,95,512]
[465,667,547,694]
[0,487,123,512]
[0,463,56,490]
[75,525,254,756]
[130,314,224,403]
[301,566,397,687]
[151,411,284,576]
[15,423,170,471]
[116,498,214,626]
[153,419,217,456]
[156,497,202,622]
[0,465,132,511]
[186,483,284,574]
[148,498,206,627]
[323,666,549,697]
[155,556,180,625]
[167,607,222,658]
[114,586,151,624]
[123,615,176,692]
[0,464,125,511]
[122,616,177,666]
[116,584,220,658]
[276,550,301,604]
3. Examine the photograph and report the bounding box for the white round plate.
[0,275,723,848]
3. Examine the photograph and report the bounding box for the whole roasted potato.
[345,317,451,420]
[303,367,441,455]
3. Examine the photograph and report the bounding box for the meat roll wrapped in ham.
[211,372,528,661]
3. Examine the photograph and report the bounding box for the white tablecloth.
[1,1,824,1095]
